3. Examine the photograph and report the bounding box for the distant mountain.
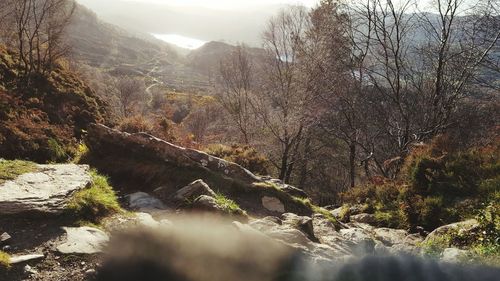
[76,0,289,46]
[187,41,265,78]
[68,4,179,70]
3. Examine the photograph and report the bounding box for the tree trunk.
[349,141,356,188]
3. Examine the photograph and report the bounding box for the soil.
[0,213,140,281]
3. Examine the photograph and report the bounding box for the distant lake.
[152,34,206,50]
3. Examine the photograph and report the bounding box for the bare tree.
[115,76,145,118]
[1,0,75,84]
[216,44,255,144]
[253,6,312,183]
[335,0,500,178]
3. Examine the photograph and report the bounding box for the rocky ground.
[0,125,487,280]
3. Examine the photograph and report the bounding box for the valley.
[0,0,498,280]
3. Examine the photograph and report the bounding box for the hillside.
[1,124,498,280]
[70,4,212,93]
[0,45,107,163]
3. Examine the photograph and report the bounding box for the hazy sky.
[120,0,319,9]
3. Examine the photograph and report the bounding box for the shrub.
[341,137,500,231]
[0,159,37,184]
[66,170,122,223]
[418,196,444,230]
[118,115,154,134]
[204,144,271,175]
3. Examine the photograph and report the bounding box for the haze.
[76,0,319,46]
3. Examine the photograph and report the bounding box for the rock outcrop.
[85,124,312,216]
[0,164,91,215]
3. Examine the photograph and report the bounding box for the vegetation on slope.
[204,144,271,176]
[0,45,108,163]
[342,136,499,231]
[0,160,37,185]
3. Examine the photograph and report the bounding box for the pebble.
[24,264,38,275]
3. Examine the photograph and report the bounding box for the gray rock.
[10,254,45,264]
[174,180,216,202]
[126,192,167,212]
[250,215,349,261]
[441,248,468,263]
[339,228,375,255]
[23,264,38,275]
[373,228,409,246]
[261,196,285,213]
[87,124,259,185]
[192,195,222,212]
[0,232,11,244]
[281,213,317,242]
[424,219,479,243]
[330,207,344,218]
[0,164,91,215]
[350,213,377,225]
[56,227,109,254]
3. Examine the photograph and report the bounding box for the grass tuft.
[214,193,247,217]
[0,160,37,185]
[72,143,89,164]
[0,251,10,269]
[66,169,122,223]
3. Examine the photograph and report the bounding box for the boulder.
[311,215,353,256]
[262,196,285,213]
[281,213,317,242]
[339,228,376,255]
[56,227,109,255]
[330,205,363,222]
[192,195,223,212]
[174,180,216,202]
[373,228,409,246]
[249,216,349,261]
[85,124,315,217]
[424,219,479,243]
[0,164,91,215]
[350,213,377,225]
[86,124,259,184]
[126,192,167,212]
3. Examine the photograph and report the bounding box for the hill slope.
[0,46,107,163]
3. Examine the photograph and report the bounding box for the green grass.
[66,170,122,223]
[252,181,282,191]
[466,242,500,267]
[420,235,452,259]
[72,143,89,164]
[0,251,10,269]
[0,160,37,185]
[214,193,247,217]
